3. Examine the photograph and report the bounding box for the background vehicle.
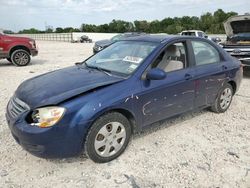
[181,30,222,44]
[6,35,242,163]
[180,30,208,38]
[0,32,38,66]
[93,32,146,53]
[80,35,92,43]
[221,15,250,74]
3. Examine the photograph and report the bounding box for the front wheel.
[211,83,233,113]
[11,49,31,66]
[85,112,131,163]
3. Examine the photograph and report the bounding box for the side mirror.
[204,35,208,39]
[146,68,166,80]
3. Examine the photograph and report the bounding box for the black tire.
[210,83,233,113]
[7,58,12,62]
[11,49,31,66]
[85,112,131,163]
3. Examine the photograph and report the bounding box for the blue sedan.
[6,35,243,163]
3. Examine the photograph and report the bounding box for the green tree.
[55,27,64,33]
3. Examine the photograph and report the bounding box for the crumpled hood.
[15,66,124,109]
[95,39,113,47]
[224,15,250,37]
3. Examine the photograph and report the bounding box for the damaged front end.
[222,15,250,70]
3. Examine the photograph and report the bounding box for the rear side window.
[197,32,203,37]
[191,41,220,66]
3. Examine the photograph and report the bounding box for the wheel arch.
[9,45,31,57]
[111,108,137,133]
[88,108,137,134]
[228,80,237,95]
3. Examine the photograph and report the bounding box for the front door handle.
[185,73,193,80]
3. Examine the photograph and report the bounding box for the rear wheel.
[211,83,233,113]
[11,49,31,66]
[85,112,131,163]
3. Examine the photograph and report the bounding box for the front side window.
[191,41,220,66]
[86,41,158,76]
[155,42,187,73]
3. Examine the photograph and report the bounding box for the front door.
[137,41,196,127]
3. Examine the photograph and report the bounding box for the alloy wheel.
[220,88,232,110]
[14,52,29,65]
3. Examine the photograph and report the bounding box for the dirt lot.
[0,41,249,188]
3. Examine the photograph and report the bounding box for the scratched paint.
[142,101,152,115]
[182,90,195,95]
[124,94,139,103]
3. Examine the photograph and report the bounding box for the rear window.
[181,32,196,36]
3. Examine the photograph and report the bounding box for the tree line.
[16,9,238,34]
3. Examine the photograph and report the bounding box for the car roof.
[121,34,183,43]
[181,30,204,33]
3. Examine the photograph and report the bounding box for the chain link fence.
[12,33,73,42]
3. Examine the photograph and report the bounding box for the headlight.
[97,46,103,51]
[31,107,66,128]
[29,40,36,48]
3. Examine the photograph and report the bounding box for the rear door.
[190,40,228,108]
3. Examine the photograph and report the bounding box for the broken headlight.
[31,106,66,128]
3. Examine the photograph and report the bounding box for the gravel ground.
[0,41,249,188]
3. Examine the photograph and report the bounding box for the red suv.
[0,33,38,66]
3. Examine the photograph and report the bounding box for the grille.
[7,97,30,119]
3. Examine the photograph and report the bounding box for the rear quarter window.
[191,41,220,66]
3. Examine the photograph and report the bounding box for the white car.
[180,30,208,38]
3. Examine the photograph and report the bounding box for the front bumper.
[5,106,89,158]
[30,49,38,57]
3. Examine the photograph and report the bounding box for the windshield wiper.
[87,65,113,76]
[76,62,117,77]
[75,61,94,71]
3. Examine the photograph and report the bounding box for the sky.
[0,0,249,32]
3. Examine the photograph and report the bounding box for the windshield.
[85,41,158,76]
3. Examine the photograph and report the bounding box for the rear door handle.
[185,73,193,80]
